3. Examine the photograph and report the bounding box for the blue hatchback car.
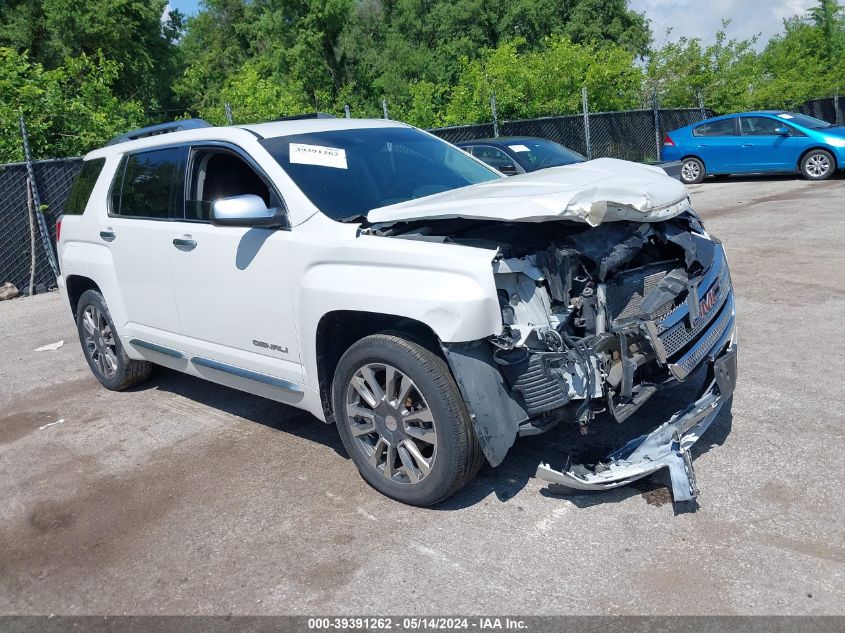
[661,111,845,184]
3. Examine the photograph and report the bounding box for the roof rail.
[105,118,213,147]
[271,112,337,122]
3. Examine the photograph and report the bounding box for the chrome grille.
[670,295,735,378]
[659,274,732,357]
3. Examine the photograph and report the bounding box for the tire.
[800,149,835,180]
[680,157,705,184]
[332,334,482,506]
[76,289,152,390]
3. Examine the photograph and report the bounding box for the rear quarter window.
[110,147,185,219]
[63,158,106,215]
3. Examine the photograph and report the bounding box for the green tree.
[0,48,145,162]
[0,0,184,112]
[440,37,642,125]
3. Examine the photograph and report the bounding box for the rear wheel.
[76,290,152,390]
[332,334,482,506]
[680,157,705,184]
[800,149,835,180]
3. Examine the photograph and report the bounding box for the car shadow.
[700,171,844,184]
[132,363,732,513]
[133,366,348,458]
[436,363,734,513]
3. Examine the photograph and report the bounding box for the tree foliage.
[0,48,144,162]
[0,0,841,162]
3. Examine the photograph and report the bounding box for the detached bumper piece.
[536,338,737,503]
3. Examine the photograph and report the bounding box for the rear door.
[690,118,741,173]
[103,146,186,338]
[737,116,807,172]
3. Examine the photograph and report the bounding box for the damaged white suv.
[58,117,737,506]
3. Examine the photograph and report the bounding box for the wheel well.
[681,154,705,168]
[65,275,101,318]
[315,311,442,423]
[798,147,838,170]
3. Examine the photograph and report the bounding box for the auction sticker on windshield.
[508,144,531,152]
[290,143,348,169]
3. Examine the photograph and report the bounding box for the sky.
[629,0,817,49]
[165,0,818,49]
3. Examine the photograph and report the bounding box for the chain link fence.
[0,95,840,299]
[800,96,844,126]
[0,158,82,293]
[430,107,713,162]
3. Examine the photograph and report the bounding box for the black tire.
[332,334,482,506]
[800,149,835,180]
[680,157,705,184]
[76,289,152,390]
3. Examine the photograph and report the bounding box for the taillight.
[663,135,675,147]
[56,216,62,243]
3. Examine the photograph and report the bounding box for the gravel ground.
[0,174,843,616]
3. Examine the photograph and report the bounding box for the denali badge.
[253,339,289,354]
[698,283,720,317]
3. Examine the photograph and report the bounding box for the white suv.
[57,117,737,506]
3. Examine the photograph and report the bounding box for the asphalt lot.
[1,174,843,615]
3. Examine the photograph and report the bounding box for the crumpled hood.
[367,157,692,227]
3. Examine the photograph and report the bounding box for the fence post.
[652,90,661,161]
[224,102,234,125]
[18,115,60,282]
[344,104,351,119]
[581,86,592,160]
[835,92,842,126]
[26,180,36,296]
[382,98,389,120]
[696,90,706,119]
[490,93,499,138]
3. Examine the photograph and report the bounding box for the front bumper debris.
[536,335,737,502]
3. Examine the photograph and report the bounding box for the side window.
[741,117,782,136]
[186,149,278,222]
[472,146,518,172]
[111,147,183,219]
[693,119,738,137]
[64,158,106,215]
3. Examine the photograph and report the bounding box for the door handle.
[697,144,709,147]
[173,237,197,251]
[99,229,116,242]
[741,144,753,148]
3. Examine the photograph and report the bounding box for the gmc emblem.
[698,283,720,317]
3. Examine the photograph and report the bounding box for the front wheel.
[680,157,705,184]
[332,334,483,506]
[801,149,835,180]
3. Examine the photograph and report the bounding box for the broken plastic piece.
[35,340,64,352]
[536,341,737,503]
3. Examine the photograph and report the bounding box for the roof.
[455,136,550,145]
[86,117,411,159]
[240,117,408,138]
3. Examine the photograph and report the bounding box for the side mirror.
[498,162,519,176]
[774,127,790,136]
[211,194,286,228]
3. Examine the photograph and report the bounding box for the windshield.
[777,112,832,129]
[260,127,501,222]
[507,139,585,170]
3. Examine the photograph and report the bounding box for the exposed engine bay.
[370,209,738,503]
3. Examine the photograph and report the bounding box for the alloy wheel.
[345,363,437,485]
[806,154,830,178]
[82,305,118,378]
[681,160,701,182]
